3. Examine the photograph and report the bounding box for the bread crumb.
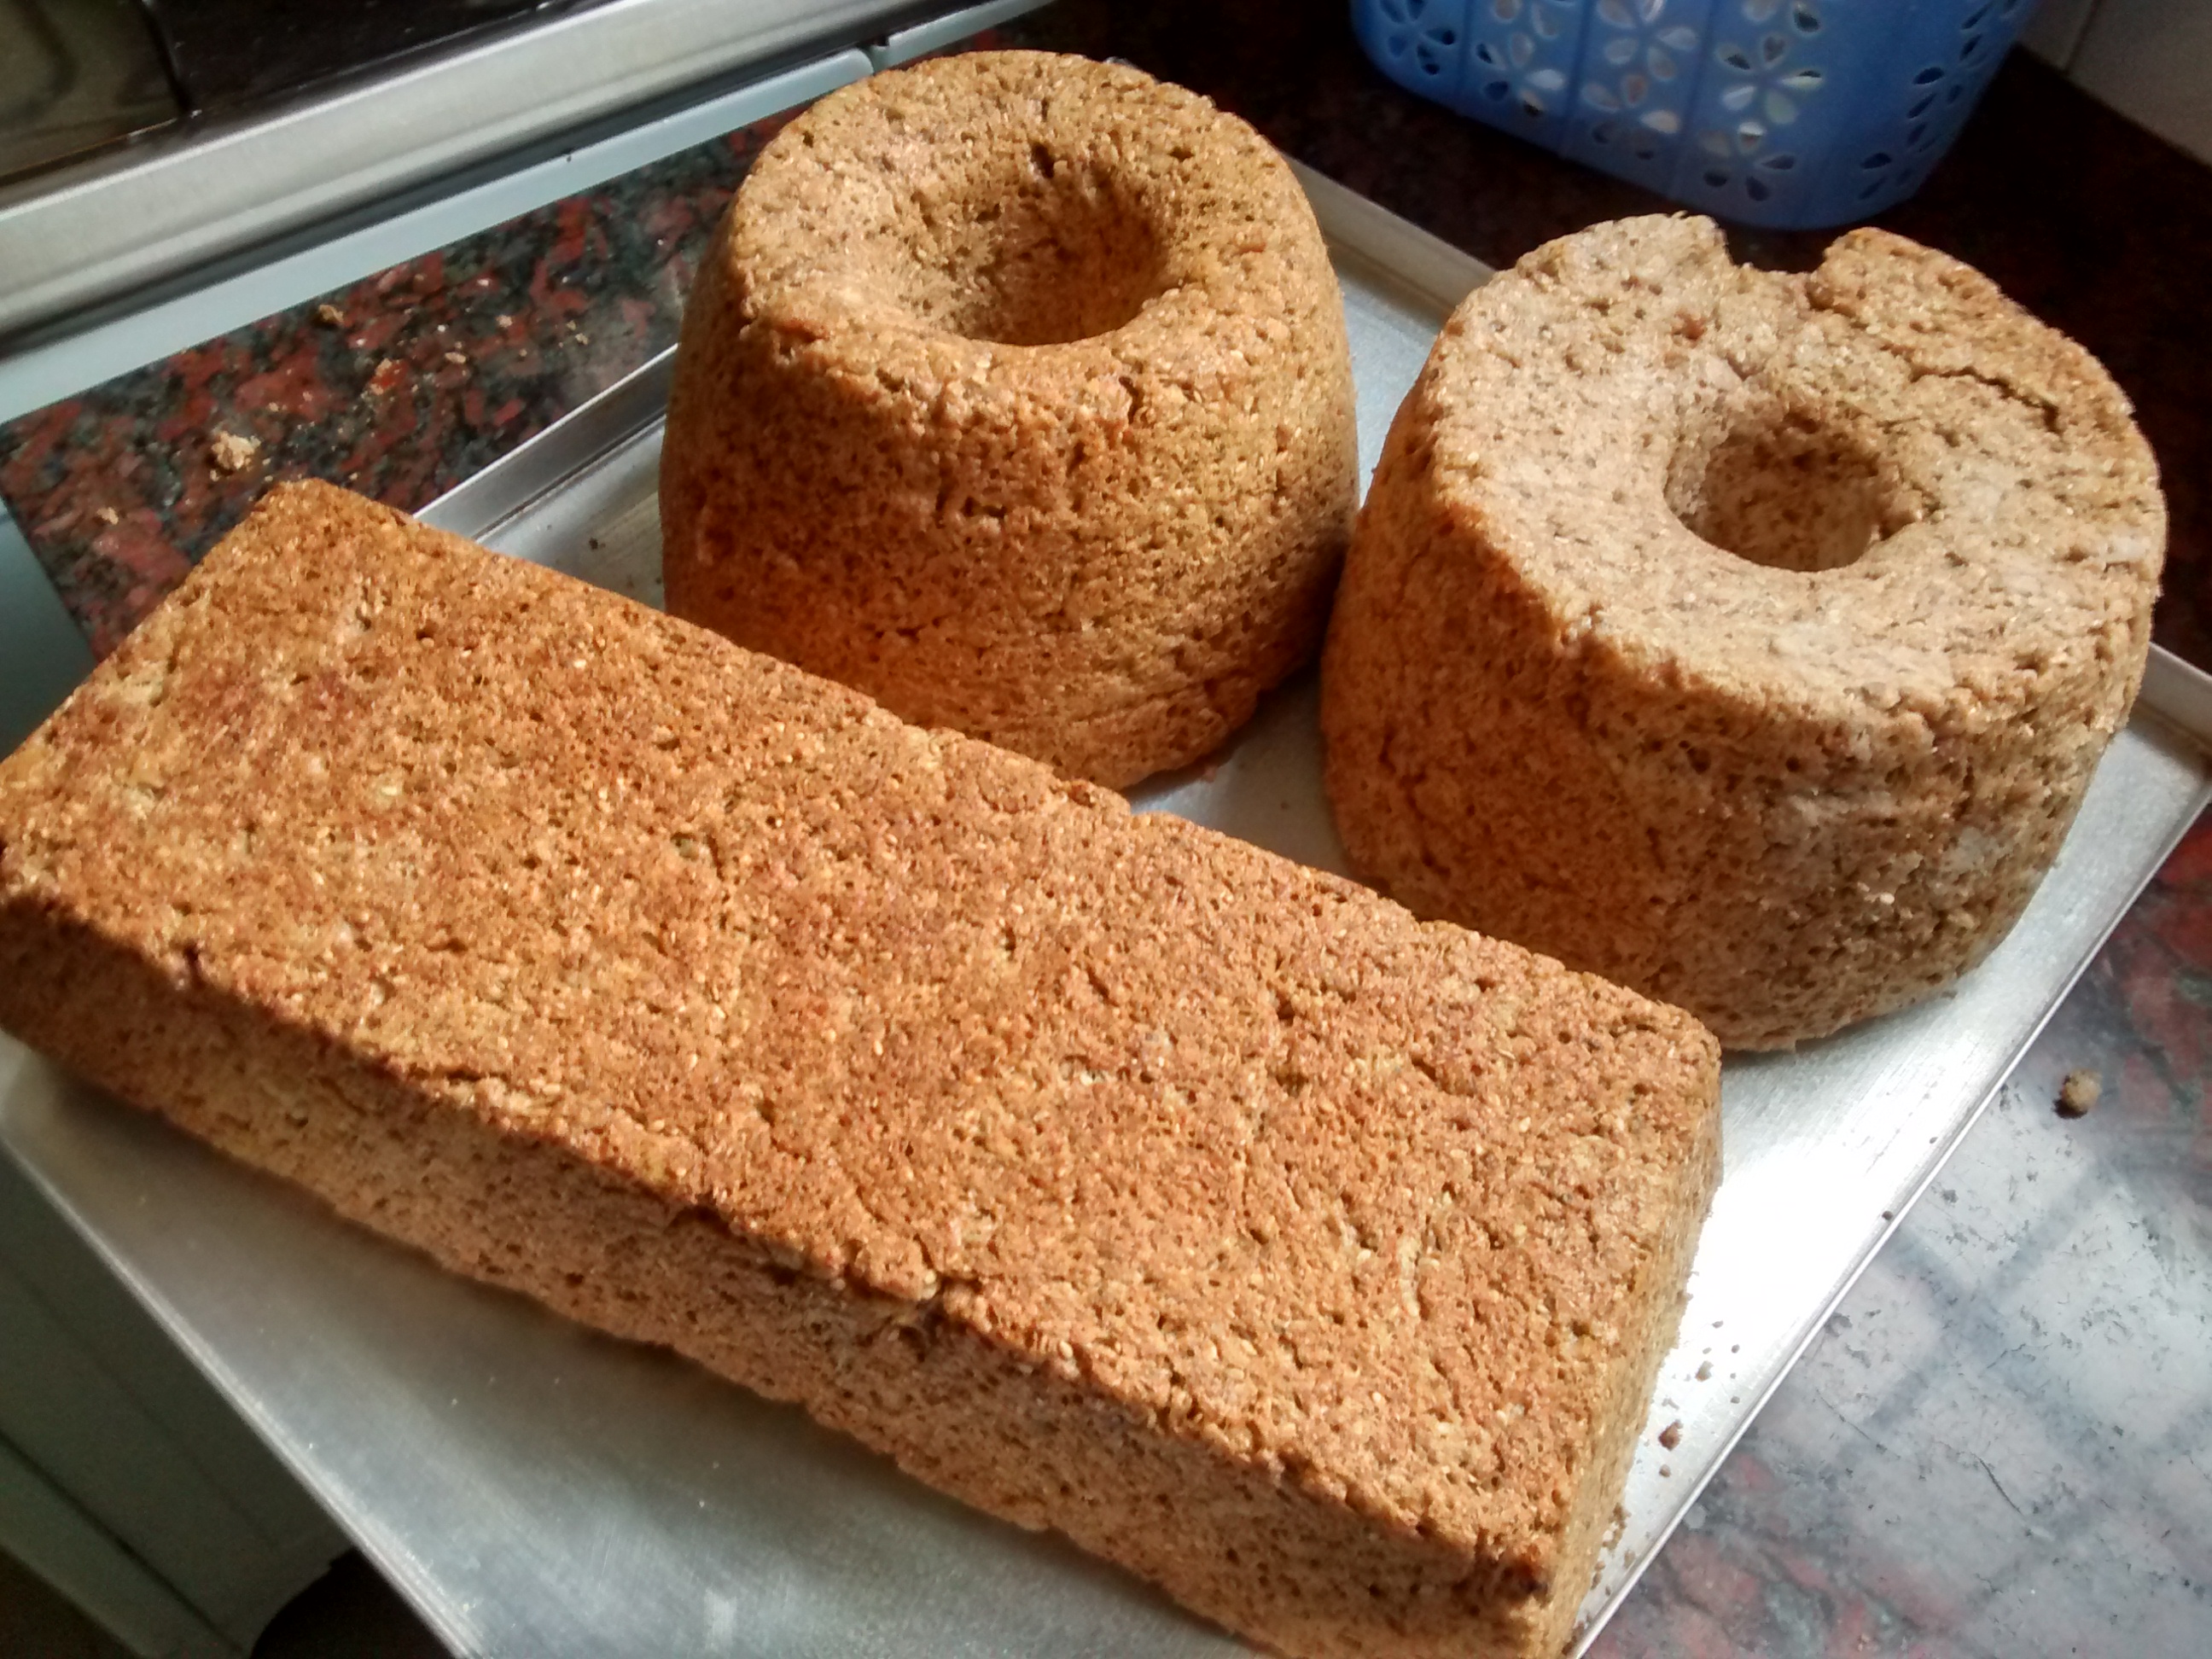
[313,302,345,328]
[1658,1419,1683,1450]
[496,313,514,329]
[93,505,120,527]
[2058,1068,2102,1118]
[1658,1464,1673,1478]
[445,351,468,367]
[208,431,259,474]
[1694,1360,1713,1381]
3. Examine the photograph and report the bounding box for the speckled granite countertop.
[0,1,2205,1653]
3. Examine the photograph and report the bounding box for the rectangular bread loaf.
[0,481,1720,1659]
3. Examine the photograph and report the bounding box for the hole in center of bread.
[1668,406,1901,574]
[898,146,1170,346]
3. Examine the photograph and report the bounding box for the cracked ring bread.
[661,51,1357,789]
[1322,216,2165,1051]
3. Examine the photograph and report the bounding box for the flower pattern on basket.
[1465,0,1584,130]
[1351,0,2040,230]
[1367,0,1464,88]
[1844,0,2030,208]
[1575,0,1704,172]
[1692,0,1829,207]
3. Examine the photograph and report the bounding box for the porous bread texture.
[0,483,1719,1659]
[660,50,1358,790]
[1323,216,2164,1051]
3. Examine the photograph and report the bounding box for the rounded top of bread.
[1404,214,2163,735]
[722,50,1327,405]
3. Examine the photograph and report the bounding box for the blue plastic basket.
[1352,0,2038,229]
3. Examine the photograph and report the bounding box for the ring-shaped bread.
[1322,216,2164,1049]
[661,52,1356,789]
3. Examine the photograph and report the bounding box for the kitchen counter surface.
[0,2,2204,1654]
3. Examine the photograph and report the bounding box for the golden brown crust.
[1322,216,2165,1051]
[0,482,1718,1659]
[660,51,1357,789]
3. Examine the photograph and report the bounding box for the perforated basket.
[1352,0,2037,229]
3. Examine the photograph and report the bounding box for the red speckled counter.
[0,114,787,657]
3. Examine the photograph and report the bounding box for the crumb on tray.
[209,431,260,474]
[2058,1068,2102,1118]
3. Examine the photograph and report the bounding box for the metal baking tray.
[3,164,2209,1657]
